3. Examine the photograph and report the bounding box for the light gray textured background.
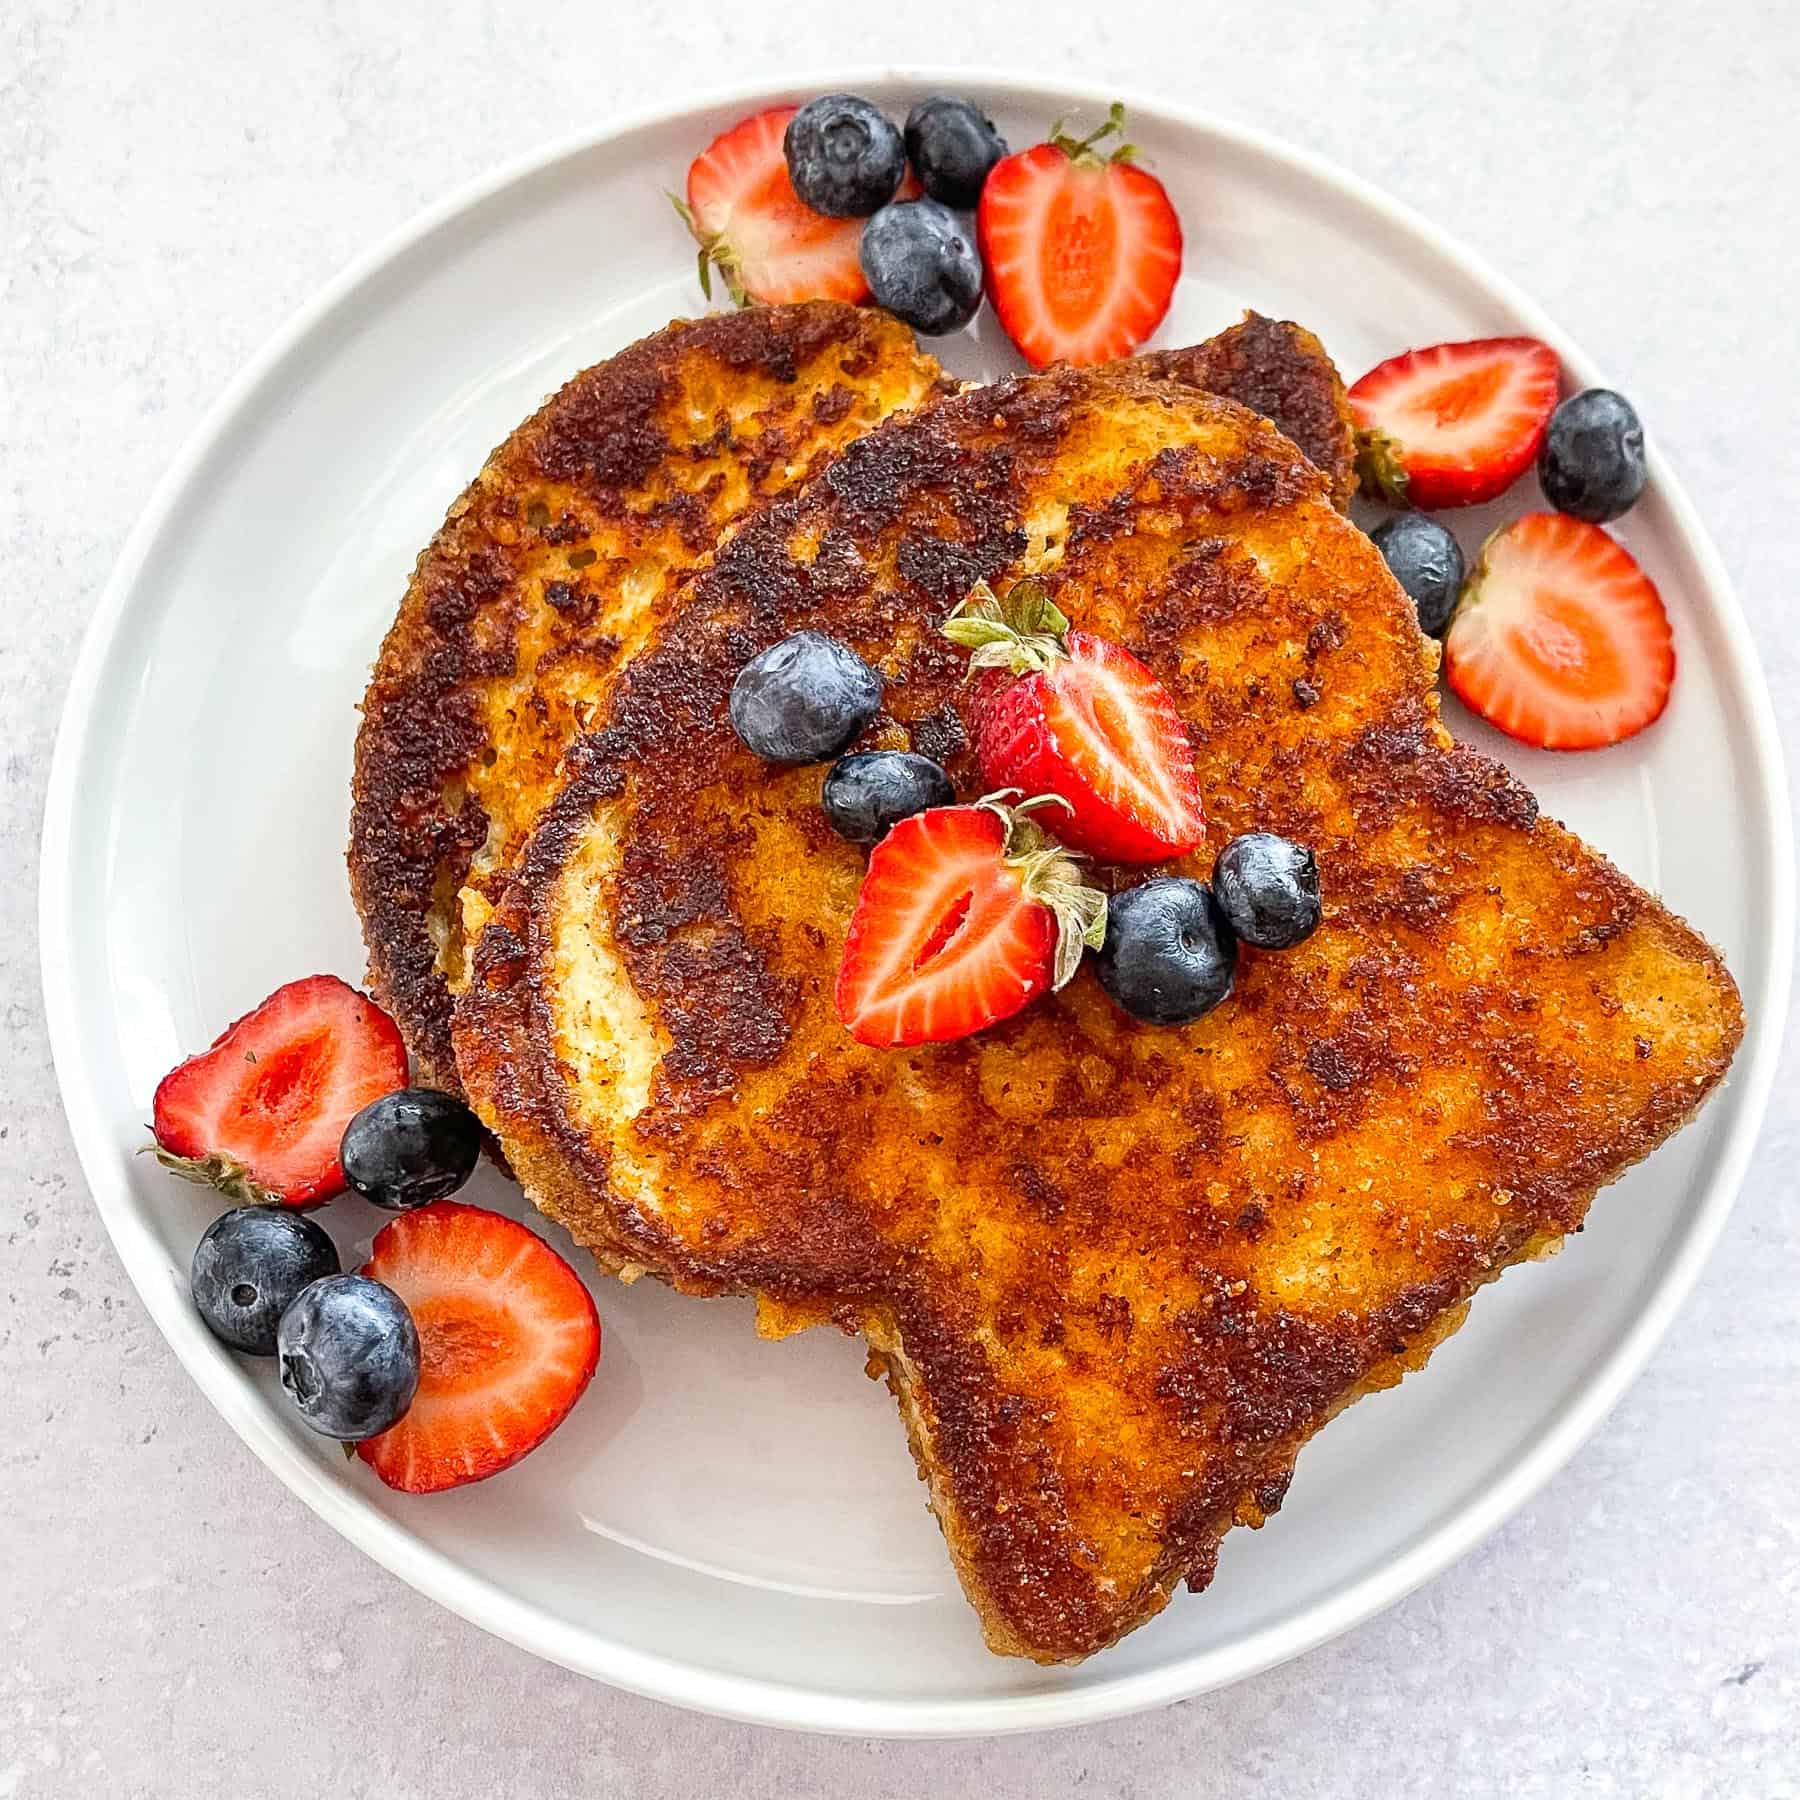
[4,2,1796,1794]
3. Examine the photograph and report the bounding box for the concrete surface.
[2,1,1796,1794]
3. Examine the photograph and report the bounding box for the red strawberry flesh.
[834,800,1107,1048]
[836,806,1054,1047]
[151,974,407,1207]
[683,107,870,306]
[975,630,1205,862]
[1444,512,1674,751]
[357,1200,601,1494]
[1349,337,1559,508]
[978,106,1182,369]
[945,581,1205,862]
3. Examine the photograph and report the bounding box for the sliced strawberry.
[357,1201,601,1494]
[151,975,407,1208]
[1444,513,1674,750]
[943,580,1205,861]
[1349,337,1560,508]
[835,798,1106,1047]
[977,103,1182,368]
[679,106,869,306]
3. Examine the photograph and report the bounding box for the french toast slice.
[349,303,953,1089]
[454,364,1741,1663]
[350,306,1355,1089]
[1138,310,1357,508]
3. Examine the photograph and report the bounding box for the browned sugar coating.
[350,307,1356,1091]
[454,367,1741,1662]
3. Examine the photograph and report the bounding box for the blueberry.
[1095,878,1237,1026]
[730,631,883,763]
[1370,513,1466,638]
[191,1207,340,1356]
[1212,833,1322,950]
[860,200,983,336]
[277,1275,419,1441]
[1538,388,1648,523]
[822,750,955,844]
[784,94,906,218]
[904,96,1008,208]
[341,1087,482,1212]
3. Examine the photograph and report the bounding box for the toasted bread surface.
[351,308,1355,1088]
[454,367,1741,1662]
[1139,311,1357,507]
[349,302,953,1087]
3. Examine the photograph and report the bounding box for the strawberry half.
[678,106,870,307]
[835,797,1106,1047]
[151,975,407,1208]
[943,579,1205,862]
[977,103,1182,368]
[357,1201,601,1494]
[1349,337,1560,508]
[1444,512,1674,750]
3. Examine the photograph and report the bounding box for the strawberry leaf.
[141,1142,281,1206]
[668,190,751,309]
[1050,101,1138,169]
[942,578,1069,675]
[1354,427,1411,505]
[975,793,1108,991]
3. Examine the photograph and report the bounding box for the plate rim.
[38,65,1795,1737]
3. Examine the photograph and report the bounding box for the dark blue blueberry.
[191,1207,340,1356]
[904,96,1008,208]
[1370,512,1466,638]
[1538,388,1648,523]
[730,631,883,763]
[783,94,906,218]
[277,1275,419,1441]
[1094,878,1237,1025]
[1212,833,1322,950]
[822,750,955,844]
[341,1087,482,1212]
[860,200,983,336]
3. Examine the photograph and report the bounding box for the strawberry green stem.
[1049,101,1138,168]
[974,790,1108,990]
[942,577,1070,677]
[667,192,753,310]
[1354,427,1411,506]
[141,1142,281,1207]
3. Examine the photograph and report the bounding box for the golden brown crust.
[1139,312,1359,508]
[454,366,1741,1662]
[348,302,953,1087]
[350,307,1358,1090]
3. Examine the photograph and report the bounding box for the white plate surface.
[39,71,1792,1736]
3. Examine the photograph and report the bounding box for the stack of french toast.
[348,301,1740,1662]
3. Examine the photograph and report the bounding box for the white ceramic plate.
[40,71,1792,1737]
